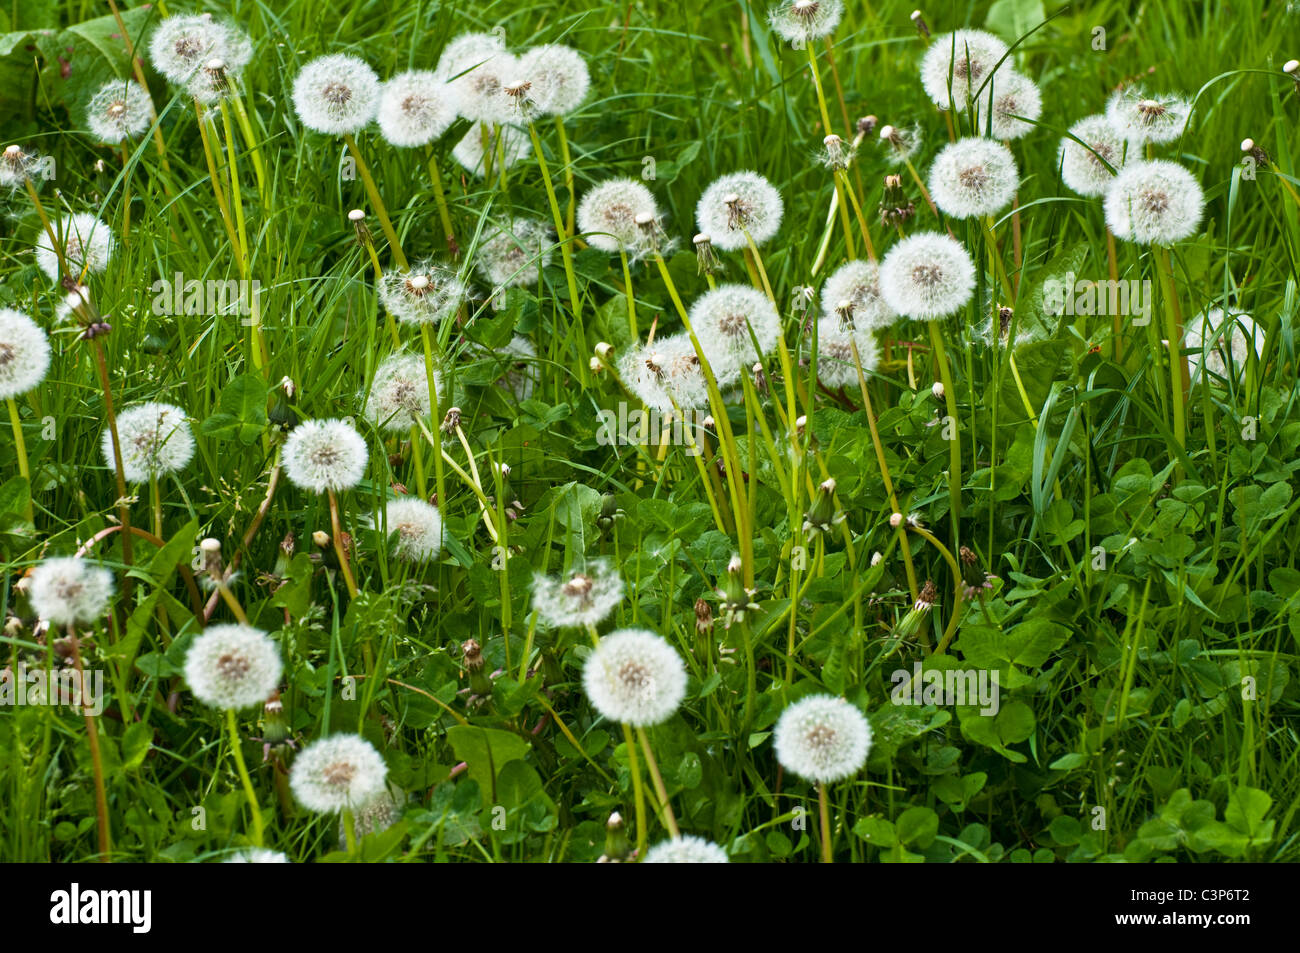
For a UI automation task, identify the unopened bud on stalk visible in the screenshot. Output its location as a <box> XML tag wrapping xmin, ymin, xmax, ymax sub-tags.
<box><xmin>716</xmin><ymin>553</ymin><xmax>759</xmax><ymax>629</ymax></box>
<box><xmin>595</xmin><ymin>341</ymin><xmax>614</xmax><ymax>361</ymax></box>
<box><xmin>461</xmin><ymin>638</ymin><xmax>493</xmax><ymax>696</ymax></box>
<box><xmin>893</xmin><ymin>579</ymin><xmax>938</xmax><ymax>643</ymax></box>
<box><xmin>931</xmin><ymin>381</ymin><xmax>944</xmax><ymax>400</ymax></box>
<box><xmin>599</xmin><ymin>810</ymin><xmax>631</xmax><ymax>863</ymax></box>
<box><xmin>802</xmin><ymin>477</ymin><xmax>843</xmax><ymax>537</ymax></box>
<box><xmin>870</xmin><ymin>551</ymin><xmax>884</xmax><ymax>567</ymax></box>
<box><xmin>694</xmin><ymin>597</ymin><xmax>714</xmax><ymax>635</ymax></box>
<box><xmin>589</xmin><ymin>356</ymin><xmax>603</xmax><ymax>373</ymax></box>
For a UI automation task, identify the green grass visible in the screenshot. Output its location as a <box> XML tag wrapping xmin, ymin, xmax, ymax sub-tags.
<box><xmin>0</xmin><ymin>0</ymin><xmax>1298</xmax><ymax>862</ymax></box>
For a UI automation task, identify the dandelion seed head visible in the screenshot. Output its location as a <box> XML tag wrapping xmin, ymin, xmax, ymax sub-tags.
<box><xmin>577</xmin><ymin>178</ymin><xmax>660</xmax><ymax>254</ymax></box>
<box><xmin>582</xmin><ymin>628</ymin><xmax>686</xmax><ymax>727</ymax></box>
<box><xmin>533</xmin><ymin>559</ymin><xmax>624</xmax><ymax>628</ymax></box>
<box><xmin>86</xmin><ymin>80</ymin><xmax>154</xmax><ymax>143</ymax></box>
<box><xmin>619</xmin><ymin>333</ymin><xmax>714</xmax><ymax>412</ymax></box>
<box><xmin>813</xmin><ymin>316</ymin><xmax>880</xmax><ymax>389</ymax></box>
<box><xmin>696</xmin><ymin>171</ymin><xmax>783</xmax><ymax>251</ymax></box>
<box><xmin>223</xmin><ymin>849</ymin><xmax>290</xmax><ymax>863</ymax></box>
<box><xmin>690</xmin><ymin>284</ymin><xmax>781</xmax><ymax>367</ymax></box>
<box><xmin>451</xmin><ymin>121</ymin><xmax>531</xmax><ymax>177</ymax></box>
<box><xmin>1105</xmin><ymin>87</ymin><xmax>1190</xmax><ymax>145</ymax></box>
<box><xmin>1185</xmin><ymin>308</ymin><xmax>1265</xmax><ymax>383</ymax></box>
<box><xmin>774</xmin><ymin>694</ymin><xmax>872</xmax><ymax>783</ymax></box>
<box><xmin>184</xmin><ymin>623</ymin><xmax>282</xmax><ymax>711</ymax></box>
<box><xmin>437</xmin><ymin>33</ymin><xmax>513</xmax><ymax>123</ymax></box>
<box><xmin>184</xmin><ymin>28</ymin><xmax>252</xmax><ymax>103</ymax></box>
<box><xmin>375</xmin><ymin>497</ymin><xmax>444</xmax><ymax>562</ymax></box>
<box><xmin>292</xmin><ymin>54</ymin><xmax>380</xmax><ymax>135</ymax></box>
<box><xmin>109</xmin><ymin>402</ymin><xmax>195</xmax><ymax>483</ymax></box>
<box><xmin>978</xmin><ymin>69</ymin><xmax>1041</xmax><ymax>140</ymax></box>
<box><xmin>377</xmin><ymin>71</ymin><xmax>460</xmax><ymax>147</ymax></box>
<box><xmin>643</xmin><ymin>835</ymin><xmax>730</xmax><ymax>863</ymax></box>
<box><xmin>35</xmin><ymin>213</ymin><xmax>114</xmax><ymax>284</ymax></box>
<box><xmin>920</xmin><ymin>29</ymin><xmax>1009</xmax><ymax>110</ymax></box>
<box><xmin>820</xmin><ymin>259</ymin><xmax>896</xmax><ymax>331</ymax></box>
<box><xmin>878</xmin><ymin>123</ymin><xmax>923</xmax><ymax>165</ymax></box>
<box><xmin>0</xmin><ymin>307</ymin><xmax>51</xmax><ymax>400</ymax></box>
<box><xmin>517</xmin><ymin>44</ymin><xmax>590</xmax><ymax>116</ymax></box>
<box><xmin>283</xmin><ymin>419</ymin><xmax>369</xmax><ymax>494</ymax></box>
<box><xmin>339</xmin><ymin>784</ymin><xmax>404</xmax><ymax>847</ymax></box>
<box><xmin>879</xmin><ymin>232</ymin><xmax>976</xmax><ymax>321</ymax></box>
<box><xmin>149</xmin><ymin>13</ymin><xmax>242</xmax><ymax>84</ymax></box>
<box><xmin>1058</xmin><ymin>114</ymin><xmax>1127</xmax><ymax>197</ymax></box>
<box><xmin>929</xmin><ymin>137</ymin><xmax>1019</xmax><ymax>219</ymax></box>
<box><xmin>28</xmin><ymin>557</ymin><xmax>115</xmax><ymax>628</ymax></box>
<box><xmin>477</xmin><ymin>218</ymin><xmax>554</xmax><ymax>288</ymax></box>
<box><xmin>0</xmin><ymin>144</ymin><xmax>47</xmax><ymax>189</ymax></box>
<box><xmin>379</xmin><ymin>260</ymin><xmax>465</xmax><ymax>325</ymax></box>
<box><xmin>768</xmin><ymin>0</ymin><xmax>844</xmax><ymax>44</ymax></box>
<box><xmin>1103</xmin><ymin>159</ymin><xmax>1203</xmax><ymax>245</ymax></box>
<box><xmin>289</xmin><ymin>735</ymin><xmax>388</xmax><ymax>814</ymax></box>
<box><xmin>365</xmin><ymin>353</ymin><xmax>439</xmax><ymax>433</ymax></box>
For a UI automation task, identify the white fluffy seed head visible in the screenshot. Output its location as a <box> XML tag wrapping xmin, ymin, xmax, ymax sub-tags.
<box><xmin>1103</xmin><ymin>159</ymin><xmax>1204</xmax><ymax>245</ymax></box>
<box><xmin>86</xmin><ymin>80</ymin><xmax>153</xmax><ymax>143</ymax></box>
<box><xmin>773</xmin><ymin>694</ymin><xmax>872</xmax><ymax>783</ymax></box>
<box><xmin>976</xmin><ymin>69</ymin><xmax>1041</xmax><ymax>140</ymax></box>
<box><xmin>582</xmin><ymin>628</ymin><xmax>686</xmax><ymax>727</ymax></box>
<box><xmin>375</xmin><ymin>497</ymin><xmax>444</xmax><ymax>562</ymax></box>
<box><xmin>879</xmin><ymin>232</ymin><xmax>977</xmax><ymax>321</ymax></box>
<box><xmin>1105</xmin><ymin>87</ymin><xmax>1190</xmax><ymax>145</ymax></box>
<box><xmin>821</xmin><ymin>259</ymin><xmax>896</xmax><ymax>331</ymax></box>
<box><xmin>223</xmin><ymin>849</ymin><xmax>289</xmax><ymax>863</ymax></box>
<box><xmin>149</xmin><ymin>14</ymin><xmax>241</xmax><ymax>84</ymax></box>
<box><xmin>928</xmin><ymin>137</ymin><xmax>1019</xmax><ymax>219</ymax></box>
<box><xmin>577</xmin><ymin>178</ymin><xmax>660</xmax><ymax>254</ymax></box>
<box><xmin>1184</xmin><ymin>308</ymin><xmax>1265</xmax><ymax>384</ymax></box>
<box><xmin>452</xmin><ymin>121</ymin><xmax>531</xmax><ymax>177</ymax></box>
<box><xmin>437</xmin><ymin>32</ymin><xmax>513</xmax><ymax>123</ymax></box>
<box><xmin>377</xmin><ymin>71</ymin><xmax>460</xmax><ymax>147</ymax></box>
<box><xmin>292</xmin><ymin>54</ymin><xmax>380</xmax><ymax>135</ymax></box>
<box><xmin>517</xmin><ymin>44</ymin><xmax>591</xmax><ymax>116</ymax></box>
<box><xmin>920</xmin><ymin>29</ymin><xmax>1009</xmax><ymax>110</ymax></box>
<box><xmin>1058</xmin><ymin>114</ymin><xmax>1127</xmax><ymax>197</ymax></box>
<box><xmin>184</xmin><ymin>623</ymin><xmax>282</xmax><ymax>711</ymax></box>
<box><xmin>109</xmin><ymin>402</ymin><xmax>195</xmax><ymax>483</ymax></box>
<box><xmin>338</xmin><ymin>784</ymin><xmax>404</xmax><ymax>847</ymax></box>
<box><xmin>769</xmin><ymin>0</ymin><xmax>844</xmax><ymax>43</ymax></box>
<box><xmin>379</xmin><ymin>260</ymin><xmax>466</xmax><ymax>325</ymax></box>
<box><xmin>643</xmin><ymin>835</ymin><xmax>730</xmax><ymax>863</ymax></box>
<box><xmin>619</xmin><ymin>333</ymin><xmax>714</xmax><ymax>412</ymax></box>
<box><xmin>283</xmin><ymin>419</ymin><xmax>369</xmax><ymax>493</ymax></box>
<box><xmin>532</xmin><ymin>559</ymin><xmax>624</xmax><ymax>629</ymax></box>
<box><xmin>813</xmin><ymin>316</ymin><xmax>881</xmax><ymax>390</ymax></box>
<box><xmin>477</xmin><ymin>218</ymin><xmax>555</xmax><ymax>288</ymax></box>
<box><xmin>365</xmin><ymin>353</ymin><xmax>439</xmax><ymax>433</ymax></box>
<box><xmin>35</xmin><ymin>213</ymin><xmax>114</xmax><ymax>284</ymax></box>
<box><xmin>0</xmin><ymin>307</ymin><xmax>51</xmax><ymax>400</ymax></box>
<box><xmin>289</xmin><ymin>735</ymin><xmax>388</xmax><ymax>814</ymax></box>
<box><xmin>28</xmin><ymin>557</ymin><xmax>115</xmax><ymax>627</ymax></box>
<box><xmin>690</xmin><ymin>284</ymin><xmax>781</xmax><ymax>367</ymax></box>
<box><xmin>696</xmin><ymin>171</ymin><xmax>784</xmax><ymax>251</ymax></box>
<box><xmin>184</xmin><ymin>28</ymin><xmax>253</xmax><ymax>104</ymax></box>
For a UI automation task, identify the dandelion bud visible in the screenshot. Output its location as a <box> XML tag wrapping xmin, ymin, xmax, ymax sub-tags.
<box><xmin>910</xmin><ymin>9</ymin><xmax>930</xmax><ymax>38</ymax></box>
<box><xmin>494</xmin><ymin>461</ymin><xmax>511</xmax><ymax>480</ymax></box>
<box><xmin>795</xmin><ymin>414</ymin><xmax>808</xmax><ymax>436</ymax></box>
<box><xmin>601</xmin><ymin>809</ymin><xmax>632</xmax><ymax>863</ymax></box>
<box><xmin>958</xmin><ymin>545</ymin><xmax>997</xmax><ymax>599</ymax></box>
<box><xmin>870</xmin><ymin>551</ymin><xmax>884</xmax><ymax>567</ymax></box>
<box><xmin>803</xmin><ymin>478</ymin><xmax>842</xmax><ymax>537</ymax></box>
<box><xmin>441</xmin><ymin>406</ymin><xmax>462</xmax><ymax>433</ymax></box>
<box><xmin>889</xmin><ymin>512</ymin><xmax>904</xmax><ymax>528</ymax></box>
<box><xmin>311</xmin><ymin>530</ymin><xmax>331</xmax><ymax>550</ymax></box>
<box><xmin>694</xmin><ymin>597</ymin><xmax>714</xmax><ymax>635</ymax></box>
<box><xmin>702</xmin><ymin>415</ymin><xmax>715</xmax><ymax>429</ymax></box>
<box><xmin>589</xmin><ymin>356</ymin><xmax>603</xmax><ymax>373</ymax></box>
<box><xmin>878</xmin><ymin>172</ymin><xmax>916</xmax><ymax>228</ymax></box>
<box><xmin>717</xmin><ymin>554</ymin><xmax>758</xmax><ymax>629</ymax></box>
<box><xmin>893</xmin><ymin>580</ymin><xmax>938</xmax><ymax>643</ymax></box>
<box><xmin>462</xmin><ymin>638</ymin><xmax>493</xmax><ymax>695</ymax></box>
<box><xmin>595</xmin><ymin>341</ymin><xmax>614</xmax><ymax>361</ymax></box>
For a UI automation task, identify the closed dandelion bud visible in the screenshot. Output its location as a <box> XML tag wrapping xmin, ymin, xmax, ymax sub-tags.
<box><xmin>870</xmin><ymin>551</ymin><xmax>884</xmax><ymax>567</ymax></box>
<box><xmin>694</xmin><ymin>598</ymin><xmax>714</xmax><ymax>635</ymax></box>
<box><xmin>892</xmin><ymin>579</ymin><xmax>937</xmax><ymax>643</ymax></box>
<box><xmin>1286</xmin><ymin>60</ymin><xmax>1300</xmax><ymax>76</ymax></box>
<box><xmin>752</xmin><ymin>361</ymin><xmax>767</xmax><ymax>393</ymax></box>
<box><xmin>589</xmin><ymin>356</ymin><xmax>603</xmax><ymax>373</ymax></box>
<box><xmin>462</xmin><ymin>638</ymin><xmax>493</xmax><ymax>695</ymax></box>
<box><xmin>958</xmin><ymin>545</ymin><xmax>997</xmax><ymax>598</ymax></box>
<box><xmin>601</xmin><ymin>810</ymin><xmax>632</xmax><ymax>863</ymax></box>
<box><xmin>693</xmin><ymin>233</ymin><xmax>720</xmax><ymax>275</ymax></box>
<box><xmin>717</xmin><ymin>553</ymin><xmax>758</xmax><ymax>628</ymax></box>
<box><xmin>802</xmin><ymin>477</ymin><xmax>842</xmax><ymax>537</ymax></box>
<box><xmin>878</xmin><ymin>172</ymin><xmax>916</xmax><ymax>228</ymax></box>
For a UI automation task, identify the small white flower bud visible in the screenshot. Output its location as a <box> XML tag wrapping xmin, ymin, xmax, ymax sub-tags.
<box><xmin>889</xmin><ymin>512</ymin><xmax>903</xmax><ymax>528</ymax></box>
<box><xmin>932</xmin><ymin>381</ymin><xmax>944</xmax><ymax>399</ymax></box>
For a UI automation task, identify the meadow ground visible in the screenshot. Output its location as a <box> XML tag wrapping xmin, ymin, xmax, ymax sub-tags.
<box><xmin>0</xmin><ymin>0</ymin><xmax>1297</xmax><ymax>864</ymax></box>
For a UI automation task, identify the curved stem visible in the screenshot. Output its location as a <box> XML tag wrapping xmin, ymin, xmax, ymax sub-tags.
<box><xmin>227</xmin><ymin>708</ymin><xmax>265</xmax><ymax>847</ymax></box>
<box><xmin>636</xmin><ymin>726</ymin><xmax>679</xmax><ymax>838</ymax></box>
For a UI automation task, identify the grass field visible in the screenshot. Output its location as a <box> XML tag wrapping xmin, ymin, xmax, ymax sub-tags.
<box><xmin>0</xmin><ymin>0</ymin><xmax>1298</xmax><ymax>863</ymax></box>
